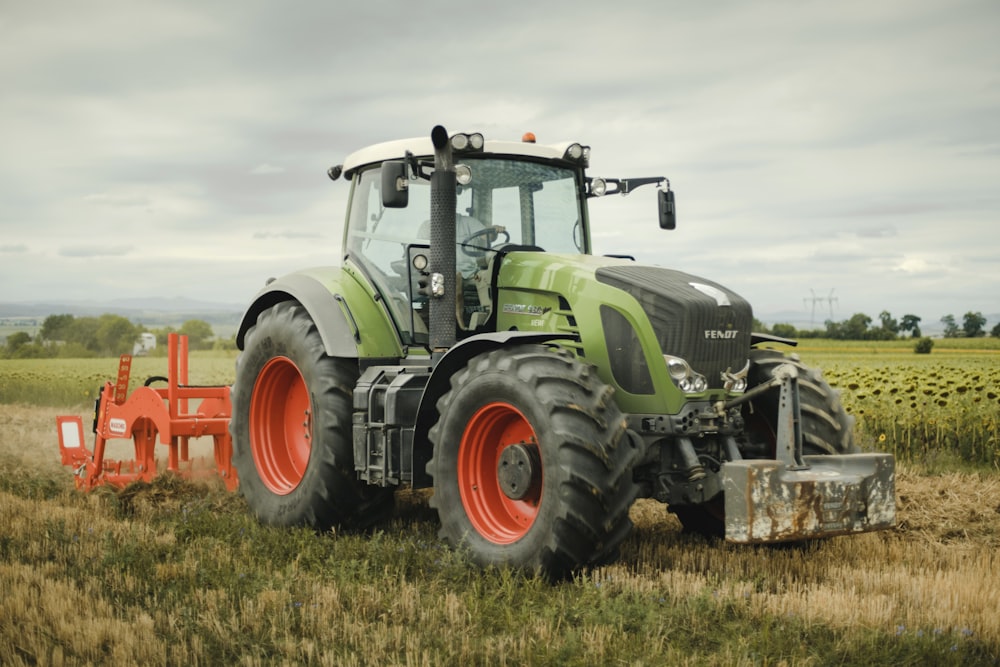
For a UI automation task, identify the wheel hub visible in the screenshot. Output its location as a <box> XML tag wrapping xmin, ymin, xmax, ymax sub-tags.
<box><xmin>496</xmin><ymin>443</ymin><xmax>539</xmax><ymax>500</ymax></box>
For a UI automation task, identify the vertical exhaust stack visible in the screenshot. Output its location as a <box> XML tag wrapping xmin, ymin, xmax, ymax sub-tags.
<box><xmin>429</xmin><ymin>125</ymin><xmax>457</xmax><ymax>363</ymax></box>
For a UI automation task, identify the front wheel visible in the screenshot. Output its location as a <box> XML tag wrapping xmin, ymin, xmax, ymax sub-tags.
<box><xmin>230</xmin><ymin>301</ymin><xmax>392</xmax><ymax>530</ymax></box>
<box><xmin>427</xmin><ymin>345</ymin><xmax>640</xmax><ymax>578</ymax></box>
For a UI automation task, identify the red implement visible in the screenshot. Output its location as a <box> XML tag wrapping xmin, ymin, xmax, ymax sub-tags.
<box><xmin>56</xmin><ymin>333</ymin><xmax>237</xmax><ymax>491</ymax></box>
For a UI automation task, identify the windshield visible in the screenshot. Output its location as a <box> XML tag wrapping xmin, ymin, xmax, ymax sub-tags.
<box><xmin>344</xmin><ymin>157</ymin><xmax>586</xmax><ymax>343</ymax></box>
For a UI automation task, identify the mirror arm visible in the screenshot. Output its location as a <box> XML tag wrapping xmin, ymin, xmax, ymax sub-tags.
<box><xmin>620</xmin><ymin>176</ymin><xmax>667</xmax><ymax>194</ymax></box>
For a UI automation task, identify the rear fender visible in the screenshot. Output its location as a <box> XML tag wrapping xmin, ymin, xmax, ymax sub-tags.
<box><xmin>237</xmin><ymin>269</ymin><xmax>404</xmax><ymax>360</ymax></box>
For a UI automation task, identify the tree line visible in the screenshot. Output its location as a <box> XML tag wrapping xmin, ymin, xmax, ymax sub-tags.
<box><xmin>5</xmin><ymin>310</ymin><xmax>997</xmax><ymax>359</ymax></box>
<box><xmin>2</xmin><ymin>313</ymin><xmax>234</xmax><ymax>359</ymax></box>
<box><xmin>759</xmin><ymin>311</ymin><xmax>998</xmax><ymax>341</ymax></box>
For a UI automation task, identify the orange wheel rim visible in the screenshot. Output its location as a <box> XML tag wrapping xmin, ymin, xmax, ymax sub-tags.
<box><xmin>457</xmin><ymin>402</ymin><xmax>542</xmax><ymax>544</ymax></box>
<box><xmin>249</xmin><ymin>356</ymin><xmax>311</xmax><ymax>494</ymax></box>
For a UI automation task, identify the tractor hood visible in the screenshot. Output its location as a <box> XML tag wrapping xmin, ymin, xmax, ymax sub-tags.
<box><xmin>495</xmin><ymin>253</ymin><xmax>754</xmax><ymax>395</ymax></box>
<box><xmin>596</xmin><ymin>263</ymin><xmax>754</xmax><ymax>389</ymax></box>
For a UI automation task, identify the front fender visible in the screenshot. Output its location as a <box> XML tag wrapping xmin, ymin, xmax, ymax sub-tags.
<box><xmin>236</xmin><ymin>267</ymin><xmax>404</xmax><ymax>359</ymax></box>
<box><xmin>409</xmin><ymin>331</ymin><xmax>576</xmax><ymax>486</ymax></box>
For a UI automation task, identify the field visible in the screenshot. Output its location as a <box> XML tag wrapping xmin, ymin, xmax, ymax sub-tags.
<box><xmin>1</xmin><ymin>342</ymin><xmax>999</xmax><ymax>665</ymax></box>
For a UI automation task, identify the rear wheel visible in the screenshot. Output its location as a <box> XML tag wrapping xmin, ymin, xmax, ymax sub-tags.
<box><xmin>427</xmin><ymin>345</ymin><xmax>640</xmax><ymax>578</ymax></box>
<box><xmin>671</xmin><ymin>349</ymin><xmax>856</xmax><ymax>537</ymax></box>
<box><xmin>231</xmin><ymin>301</ymin><xmax>392</xmax><ymax>530</ymax></box>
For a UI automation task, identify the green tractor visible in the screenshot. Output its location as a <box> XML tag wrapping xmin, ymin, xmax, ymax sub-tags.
<box><xmin>230</xmin><ymin>125</ymin><xmax>895</xmax><ymax>577</ymax></box>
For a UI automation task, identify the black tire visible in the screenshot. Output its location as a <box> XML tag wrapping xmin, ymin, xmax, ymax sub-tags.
<box><xmin>230</xmin><ymin>301</ymin><xmax>392</xmax><ymax>530</ymax></box>
<box><xmin>426</xmin><ymin>345</ymin><xmax>641</xmax><ymax>578</ymax></box>
<box><xmin>671</xmin><ymin>349</ymin><xmax>856</xmax><ymax>537</ymax></box>
<box><xmin>742</xmin><ymin>348</ymin><xmax>857</xmax><ymax>456</ymax></box>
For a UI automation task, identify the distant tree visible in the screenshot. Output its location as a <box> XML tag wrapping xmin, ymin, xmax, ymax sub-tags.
<box><xmin>179</xmin><ymin>319</ymin><xmax>214</xmax><ymax>350</ymax></box>
<box><xmin>751</xmin><ymin>318</ymin><xmax>770</xmax><ymax>334</ymax></box>
<box><xmin>914</xmin><ymin>337</ymin><xmax>934</xmax><ymax>354</ymax></box>
<box><xmin>95</xmin><ymin>314</ymin><xmax>139</xmax><ymax>356</ymax></box>
<box><xmin>4</xmin><ymin>332</ymin><xmax>47</xmax><ymax>359</ymax></box>
<box><xmin>899</xmin><ymin>314</ymin><xmax>922</xmax><ymax>338</ymax></box>
<box><xmin>823</xmin><ymin>319</ymin><xmax>843</xmax><ymax>339</ymax></box>
<box><xmin>66</xmin><ymin>317</ymin><xmax>102</xmax><ymax>352</ymax></box>
<box><xmin>992</xmin><ymin>322</ymin><xmax>1000</xmax><ymax>338</ymax></box>
<box><xmin>771</xmin><ymin>323</ymin><xmax>797</xmax><ymax>338</ymax></box>
<box><xmin>795</xmin><ymin>328</ymin><xmax>824</xmax><ymax>339</ymax></box>
<box><xmin>155</xmin><ymin>326</ymin><xmax>177</xmax><ymax>347</ymax></box>
<box><xmin>844</xmin><ymin>313</ymin><xmax>873</xmax><ymax>340</ymax></box>
<box><xmin>39</xmin><ymin>314</ymin><xmax>75</xmax><ymax>341</ymax></box>
<box><xmin>823</xmin><ymin>313</ymin><xmax>875</xmax><ymax>340</ymax></box>
<box><xmin>878</xmin><ymin>310</ymin><xmax>899</xmax><ymax>337</ymax></box>
<box><xmin>212</xmin><ymin>335</ymin><xmax>238</xmax><ymax>352</ymax></box>
<box><xmin>941</xmin><ymin>314</ymin><xmax>960</xmax><ymax>338</ymax></box>
<box><xmin>962</xmin><ymin>311</ymin><xmax>986</xmax><ymax>338</ymax></box>
<box><xmin>4</xmin><ymin>331</ymin><xmax>32</xmax><ymax>356</ymax></box>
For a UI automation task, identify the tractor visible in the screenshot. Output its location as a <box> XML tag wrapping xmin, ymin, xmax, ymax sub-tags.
<box><xmin>224</xmin><ymin>125</ymin><xmax>895</xmax><ymax>576</ymax></box>
<box><xmin>69</xmin><ymin>125</ymin><xmax>891</xmax><ymax>578</ymax></box>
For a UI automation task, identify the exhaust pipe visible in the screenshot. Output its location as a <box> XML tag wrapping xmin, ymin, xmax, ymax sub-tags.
<box><xmin>429</xmin><ymin>125</ymin><xmax>457</xmax><ymax>362</ymax></box>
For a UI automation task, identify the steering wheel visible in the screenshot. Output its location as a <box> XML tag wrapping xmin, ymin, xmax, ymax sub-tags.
<box><xmin>460</xmin><ymin>225</ymin><xmax>510</xmax><ymax>257</ymax></box>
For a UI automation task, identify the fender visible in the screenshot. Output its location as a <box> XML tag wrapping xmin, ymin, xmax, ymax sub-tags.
<box><xmin>750</xmin><ymin>332</ymin><xmax>798</xmax><ymax>347</ymax></box>
<box><xmin>409</xmin><ymin>330</ymin><xmax>578</xmax><ymax>485</ymax></box>
<box><xmin>236</xmin><ymin>269</ymin><xmax>404</xmax><ymax>359</ymax></box>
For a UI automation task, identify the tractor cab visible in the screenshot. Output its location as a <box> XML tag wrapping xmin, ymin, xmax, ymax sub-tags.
<box><xmin>339</xmin><ymin>137</ymin><xmax>593</xmax><ymax>344</ymax></box>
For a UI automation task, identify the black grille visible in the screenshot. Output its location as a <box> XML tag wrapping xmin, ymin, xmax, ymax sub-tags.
<box><xmin>597</xmin><ymin>266</ymin><xmax>752</xmax><ymax>390</ymax></box>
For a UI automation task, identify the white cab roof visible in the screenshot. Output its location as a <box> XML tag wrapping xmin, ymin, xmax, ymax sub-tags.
<box><xmin>342</xmin><ymin>136</ymin><xmax>581</xmax><ymax>175</ymax></box>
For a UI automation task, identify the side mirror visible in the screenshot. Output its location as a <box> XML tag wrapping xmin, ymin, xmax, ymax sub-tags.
<box><xmin>380</xmin><ymin>161</ymin><xmax>409</xmax><ymax>208</ymax></box>
<box><xmin>658</xmin><ymin>189</ymin><xmax>676</xmax><ymax>230</ymax></box>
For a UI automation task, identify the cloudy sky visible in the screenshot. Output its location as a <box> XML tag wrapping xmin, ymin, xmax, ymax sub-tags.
<box><xmin>2</xmin><ymin>0</ymin><xmax>997</xmax><ymax>326</ymax></box>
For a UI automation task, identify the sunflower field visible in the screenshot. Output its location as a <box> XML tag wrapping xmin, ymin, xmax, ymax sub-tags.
<box><xmin>796</xmin><ymin>344</ymin><xmax>1000</xmax><ymax>468</ymax></box>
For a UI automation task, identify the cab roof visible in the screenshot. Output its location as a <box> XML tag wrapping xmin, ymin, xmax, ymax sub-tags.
<box><xmin>342</xmin><ymin>136</ymin><xmax>582</xmax><ymax>177</ymax></box>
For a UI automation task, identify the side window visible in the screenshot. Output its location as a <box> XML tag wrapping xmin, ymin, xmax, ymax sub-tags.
<box><xmin>346</xmin><ymin>168</ymin><xmax>431</xmax><ymax>345</ymax></box>
<box><xmin>347</xmin><ymin>168</ymin><xmax>429</xmax><ymax>275</ymax></box>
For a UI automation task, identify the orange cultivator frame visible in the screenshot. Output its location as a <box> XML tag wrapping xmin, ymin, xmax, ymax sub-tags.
<box><xmin>57</xmin><ymin>333</ymin><xmax>237</xmax><ymax>491</ymax></box>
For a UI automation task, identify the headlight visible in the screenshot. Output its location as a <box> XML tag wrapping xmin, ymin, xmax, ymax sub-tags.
<box><xmin>590</xmin><ymin>177</ymin><xmax>607</xmax><ymax>197</ymax></box>
<box><xmin>451</xmin><ymin>132</ymin><xmax>484</xmax><ymax>152</ymax></box>
<box><xmin>664</xmin><ymin>355</ymin><xmax>708</xmax><ymax>394</ymax></box>
<box><xmin>455</xmin><ymin>164</ymin><xmax>472</xmax><ymax>185</ymax></box>
<box><xmin>722</xmin><ymin>360</ymin><xmax>750</xmax><ymax>393</ymax></box>
<box><xmin>563</xmin><ymin>143</ymin><xmax>590</xmax><ymax>165</ymax></box>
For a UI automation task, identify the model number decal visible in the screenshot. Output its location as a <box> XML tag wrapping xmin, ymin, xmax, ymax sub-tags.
<box><xmin>109</xmin><ymin>418</ymin><xmax>127</xmax><ymax>435</ymax></box>
<box><xmin>502</xmin><ymin>304</ymin><xmax>551</xmax><ymax>316</ymax></box>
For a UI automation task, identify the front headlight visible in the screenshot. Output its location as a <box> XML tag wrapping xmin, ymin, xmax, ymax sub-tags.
<box><xmin>563</xmin><ymin>143</ymin><xmax>591</xmax><ymax>166</ymax></box>
<box><xmin>663</xmin><ymin>355</ymin><xmax>708</xmax><ymax>394</ymax></box>
<box><xmin>722</xmin><ymin>360</ymin><xmax>750</xmax><ymax>393</ymax></box>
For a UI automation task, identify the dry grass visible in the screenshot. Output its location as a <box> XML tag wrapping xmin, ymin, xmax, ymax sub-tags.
<box><xmin>2</xmin><ymin>404</ymin><xmax>999</xmax><ymax>665</ymax></box>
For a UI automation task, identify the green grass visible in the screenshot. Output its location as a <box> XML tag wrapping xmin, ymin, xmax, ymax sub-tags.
<box><xmin>0</xmin><ymin>352</ymin><xmax>236</xmax><ymax>407</ymax></box>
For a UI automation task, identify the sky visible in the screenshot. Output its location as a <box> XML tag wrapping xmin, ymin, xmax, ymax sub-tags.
<box><xmin>1</xmin><ymin>0</ymin><xmax>998</xmax><ymax>327</ymax></box>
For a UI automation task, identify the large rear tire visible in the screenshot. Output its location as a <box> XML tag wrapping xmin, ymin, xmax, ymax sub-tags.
<box><xmin>427</xmin><ymin>345</ymin><xmax>640</xmax><ymax>578</ymax></box>
<box><xmin>231</xmin><ymin>301</ymin><xmax>392</xmax><ymax>530</ymax></box>
<box><xmin>672</xmin><ymin>349</ymin><xmax>856</xmax><ymax>536</ymax></box>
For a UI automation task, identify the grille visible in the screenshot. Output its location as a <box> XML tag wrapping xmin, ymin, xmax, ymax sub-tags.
<box><xmin>597</xmin><ymin>266</ymin><xmax>752</xmax><ymax>390</ymax></box>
